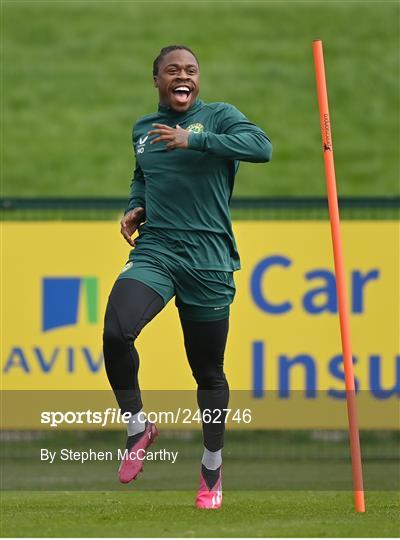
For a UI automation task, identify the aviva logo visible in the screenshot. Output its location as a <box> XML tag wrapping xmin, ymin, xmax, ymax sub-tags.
<box><xmin>42</xmin><ymin>277</ymin><xmax>99</xmax><ymax>332</ymax></box>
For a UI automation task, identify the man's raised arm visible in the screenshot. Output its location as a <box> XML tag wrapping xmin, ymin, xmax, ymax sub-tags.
<box><xmin>187</xmin><ymin>104</ymin><xmax>272</xmax><ymax>163</ymax></box>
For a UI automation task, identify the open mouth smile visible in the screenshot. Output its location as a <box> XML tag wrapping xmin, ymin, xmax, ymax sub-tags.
<box><xmin>171</xmin><ymin>85</ymin><xmax>192</xmax><ymax>104</ymax></box>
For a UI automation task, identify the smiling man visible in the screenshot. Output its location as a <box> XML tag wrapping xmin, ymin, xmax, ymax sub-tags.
<box><xmin>103</xmin><ymin>45</ymin><xmax>272</xmax><ymax>509</ymax></box>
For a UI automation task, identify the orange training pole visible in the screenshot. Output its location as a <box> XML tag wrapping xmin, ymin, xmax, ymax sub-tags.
<box><xmin>312</xmin><ymin>39</ymin><xmax>365</xmax><ymax>513</ymax></box>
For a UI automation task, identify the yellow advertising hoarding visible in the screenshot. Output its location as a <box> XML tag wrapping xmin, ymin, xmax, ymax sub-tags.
<box><xmin>1</xmin><ymin>221</ymin><xmax>399</xmax><ymax>428</ymax></box>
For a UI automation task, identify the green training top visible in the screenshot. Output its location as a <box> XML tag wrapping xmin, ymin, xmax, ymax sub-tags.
<box><xmin>125</xmin><ymin>99</ymin><xmax>272</xmax><ymax>271</ymax></box>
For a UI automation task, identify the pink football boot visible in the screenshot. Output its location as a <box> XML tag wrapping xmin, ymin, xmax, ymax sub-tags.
<box><xmin>118</xmin><ymin>422</ymin><xmax>158</xmax><ymax>484</ymax></box>
<box><xmin>195</xmin><ymin>466</ymin><xmax>223</xmax><ymax>509</ymax></box>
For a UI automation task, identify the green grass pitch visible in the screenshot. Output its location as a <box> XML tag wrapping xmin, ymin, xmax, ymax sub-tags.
<box><xmin>2</xmin><ymin>1</ymin><xmax>399</xmax><ymax>198</ymax></box>
<box><xmin>1</xmin><ymin>491</ymin><xmax>399</xmax><ymax>537</ymax></box>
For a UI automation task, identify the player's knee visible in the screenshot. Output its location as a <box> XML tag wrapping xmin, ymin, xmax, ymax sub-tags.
<box><xmin>103</xmin><ymin>301</ymin><xmax>136</xmax><ymax>350</ymax></box>
<box><xmin>192</xmin><ymin>366</ymin><xmax>227</xmax><ymax>389</ymax></box>
<box><xmin>103</xmin><ymin>326</ymin><xmax>123</xmax><ymax>360</ymax></box>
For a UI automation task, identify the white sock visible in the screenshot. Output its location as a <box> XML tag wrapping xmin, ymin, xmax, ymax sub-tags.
<box><xmin>202</xmin><ymin>447</ymin><xmax>222</xmax><ymax>470</ymax></box>
<box><xmin>127</xmin><ymin>410</ymin><xmax>146</xmax><ymax>436</ymax></box>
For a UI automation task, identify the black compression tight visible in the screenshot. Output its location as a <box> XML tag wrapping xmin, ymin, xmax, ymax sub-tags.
<box><xmin>103</xmin><ymin>278</ymin><xmax>230</xmax><ymax>451</ymax></box>
<box><xmin>180</xmin><ymin>316</ymin><xmax>229</xmax><ymax>451</ymax></box>
<box><xmin>103</xmin><ymin>279</ymin><xmax>164</xmax><ymax>414</ymax></box>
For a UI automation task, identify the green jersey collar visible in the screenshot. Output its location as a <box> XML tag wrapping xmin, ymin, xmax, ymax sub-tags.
<box><xmin>157</xmin><ymin>99</ymin><xmax>204</xmax><ymax>116</ymax></box>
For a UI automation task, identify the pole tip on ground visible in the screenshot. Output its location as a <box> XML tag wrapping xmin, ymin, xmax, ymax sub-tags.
<box><xmin>355</xmin><ymin>491</ymin><xmax>366</xmax><ymax>513</ymax></box>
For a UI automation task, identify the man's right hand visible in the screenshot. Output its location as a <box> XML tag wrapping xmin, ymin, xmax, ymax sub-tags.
<box><xmin>120</xmin><ymin>207</ymin><xmax>145</xmax><ymax>246</ymax></box>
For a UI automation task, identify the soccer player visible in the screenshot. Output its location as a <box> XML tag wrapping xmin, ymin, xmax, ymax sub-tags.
<box><xmin>103</xmin><ymin>45</ymin><xmax>272</xmax><ymax>509</ymax></box>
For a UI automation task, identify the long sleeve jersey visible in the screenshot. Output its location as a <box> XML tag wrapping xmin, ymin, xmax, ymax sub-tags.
<box><xmin>126</xmin><ymin>99</ymin><xmax>272</xmax><ymax>271</ymax></box>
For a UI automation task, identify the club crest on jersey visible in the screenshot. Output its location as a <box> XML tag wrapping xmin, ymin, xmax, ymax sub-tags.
<box><xmin>186</xmin><ymin>123</ymin><xmax>204</xmax><ymax>134</ymax></box>
<box><xmin>136</xmin><ymin>135</ymin><xmax>148</xmax><ymax>154</ymax></box>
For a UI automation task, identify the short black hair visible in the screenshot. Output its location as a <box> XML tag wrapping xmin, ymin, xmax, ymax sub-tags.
<box><xmin>152</xmin><ymin>45</ymin><xmax>199</xmax><ymax>76</ymax></box>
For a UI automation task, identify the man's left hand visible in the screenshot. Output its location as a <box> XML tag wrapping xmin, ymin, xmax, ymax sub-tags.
<box><xmin>148</xmin><ymin>124</ymin><xmax>190</xmax><ymax>150</ymax></box>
